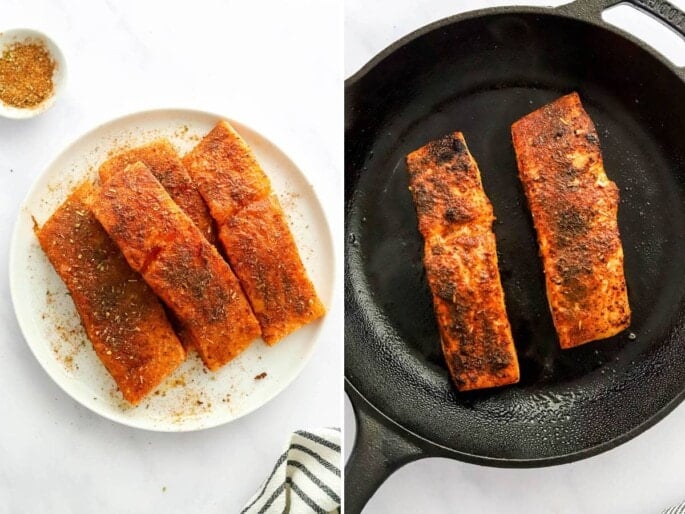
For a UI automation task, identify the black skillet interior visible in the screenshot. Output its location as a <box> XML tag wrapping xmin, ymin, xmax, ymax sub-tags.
<box><xmin>345</xmin><ymin>7</ymin><xmax>685</xmax><ymax>465</ymax></box>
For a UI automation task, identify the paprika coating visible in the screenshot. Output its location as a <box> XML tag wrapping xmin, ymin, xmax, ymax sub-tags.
<box><xmin>406</xmin><ymin>132</ymin><xmax>520</xmax><ymax>391</ymax></box>
<box><xmin>512</xmin><ymin>92</ymin><xmax>630</xmax><ymax>348</ymax></box>
<box><xmin>35</xmin><ymin>183</ymin><xmax>186</xmax><ymax>404</ymax></box>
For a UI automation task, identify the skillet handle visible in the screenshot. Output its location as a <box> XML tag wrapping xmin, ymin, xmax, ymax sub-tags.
<box><xmin>622</xmin><ymin>0</ymin><xmax>685</xmax><ymax>39</ymax></box>
<box><xmin>561</xmin><ymin>0</ymin><xmax>685</xmax><ymax>32</ymax></box>
<box><xmin>558</xmin><ymin>0</ymin><xmax>623</xmax><ymax>17</ymax></box>
<box><xmin>561</xmin><ymin>0</ymin><xmax>685</xmax><ymax>72</ymax></box>
<box><xmin>345</xmin><ymin>383</ymin><xmax>425</xmax><ymax>514</ymax></box>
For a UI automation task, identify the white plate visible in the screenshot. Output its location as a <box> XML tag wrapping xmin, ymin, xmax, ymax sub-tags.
<box><xmin>9</xmin><ymin>109</ymin><xmax>334</xmax><ymax>431</ymax></box>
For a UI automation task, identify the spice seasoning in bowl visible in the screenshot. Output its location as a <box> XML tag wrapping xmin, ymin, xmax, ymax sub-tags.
<box><xmin>0</xmin><ymin>40</ymin><xmax>55</xmax><ymax>108</ymax></box>
<box><xmin>0</xmin><ymin>29</ymin><xmax>66</xmax><ymax>119</ymax></box>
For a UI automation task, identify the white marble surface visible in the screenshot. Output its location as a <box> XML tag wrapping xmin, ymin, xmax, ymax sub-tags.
<box><xmin>0</xmin><ymin>1</ymin><xmax>341</xmax><ymax>512</ymax></box>
<box><xmin>345</xmin><ymin>1</ymin><xmax>685</xmax><ymax>513</ymax></box>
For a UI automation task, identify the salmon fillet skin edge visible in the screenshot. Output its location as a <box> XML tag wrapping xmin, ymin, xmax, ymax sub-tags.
<box><xmin>511</xmin><ymin>92</ymin><xmax>631</xmax><ymax>348</ymax></box>
<box><xmin>406</xmin><ymin>132</ymin><xmax>520</xmax><ymax>391</ymax></box>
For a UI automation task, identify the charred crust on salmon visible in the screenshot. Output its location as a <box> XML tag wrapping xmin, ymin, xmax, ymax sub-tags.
<box><xmin>406</xmin><ymin>131</ymin><xmax>520</xmax><ymax>391</ymax></box>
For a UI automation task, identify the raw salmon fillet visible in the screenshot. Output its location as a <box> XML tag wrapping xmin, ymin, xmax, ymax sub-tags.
<box><xmin>511</xmin><ymin>92</ymin><xmax>630</xmax><ymax>348</ymax></box>
<box><xmin>99</xmin><ymin>140</ymin><xmax>217</xmax><ymax>350</ymax></box>
<box><xmin>406</xmin><ymin>132</ymin><xmax>520</xmax><ymax>391</ymax></box>
<box><xmin>35</xmin><ymin>183</ymin><xmax>186</xmax><ymax>404</ymax></box>
<box><xmin>182</xmin><ymin>121</ymin><xmax>325</xmax><ymax>345</ymax></box>
<box><xmin>99</xmin><ymin>139</ymin><xmax>216</xmax><ymax>245</ymax></box>
<box><xmin>91</xmin><ymin>161</ymin><xmax>261</xmax><ymax>371</ymax></box>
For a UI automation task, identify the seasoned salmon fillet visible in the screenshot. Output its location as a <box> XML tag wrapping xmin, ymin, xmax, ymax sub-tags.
<box><xmin>99</xmin><ymin>140</ymin><xmax>217</xmax><ymax>350</ymax></box>
<box><xmin>35</xmin><ymin>183</ymin><xmax>186</xmax><ymax>405</ymax></box>
<box><xmin>182</xmin><ymin>121</ymin><xmax>325</xmax><ymax>344</ymax></box>
<box><xmin>511</xmin><ymin>92</ymin><xmax>630</xmax><ymax>348</ymax></box>
<box><xmin>406</xmin><ymin>132</ymin><xmax>520</xmax><ymax>391</ymax></box>
<box><xmin>91</xmin><ymin>162</ymin><xmax>261</xmax><ymax>371</ymax></box>
<box><xmin>99</xmin><ymin>139</ymin><xmax>216</xmax><ymax>245</ymax></box>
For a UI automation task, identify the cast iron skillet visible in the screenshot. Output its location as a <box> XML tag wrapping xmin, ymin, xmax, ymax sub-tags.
<box><xmin>345</xmin><ymin>0</ymin><xmax>685</xmax><ymax>511</ymax></box>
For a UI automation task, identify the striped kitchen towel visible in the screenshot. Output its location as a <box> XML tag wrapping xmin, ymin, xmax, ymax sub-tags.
<box><xmin>241</xmin><ymin>427</ymin><xmax>341</xmax><ymax>514</ymax></box>
<box><xmin>664</xmin><ymin>502</ymin><xmax>685</xmax><ymax>513</ymax></box>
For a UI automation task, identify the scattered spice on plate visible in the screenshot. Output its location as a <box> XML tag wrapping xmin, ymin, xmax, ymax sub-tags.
<box><xmin>0</xmin><ymin>39</ymin><xmax>55</xmax><ymax>108</ymax></box>
<box><xmin>255</xmin><ymin>372</ymin><xmax>267</xmax><ymax>380</ymax></box>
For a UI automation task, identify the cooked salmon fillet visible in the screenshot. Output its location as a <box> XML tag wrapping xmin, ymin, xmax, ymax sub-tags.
<box><xmin>35</xmin><ymin>183</ymin><xmax>186</xmax><ymax>405</ymax></box>
<box><xmin>511</xmin><ymin>92</ymin><xmax>630</xmax><ymax>348</ymax></box>
<box><xmin>91</xmin><ymin>162</ymin><xmax>261</xmax><ymax>371</ymax></box>
<box><xmin>99</xmin><ymin>139</ymin><xmax>216</xmax><ymax>245</ymax></box>
<box><xmin>406</xmin><ymin>132</ymin><xmax>520</xmax><ymax>391</ymax></box>
<box><xmin>182</xmin><ymin>121</ymin><xmax>325</xmax><ymax>344</ymax></box>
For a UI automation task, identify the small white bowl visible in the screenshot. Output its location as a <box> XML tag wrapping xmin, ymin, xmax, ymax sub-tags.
<box><xmin>0</xmin><ymin>28</ymin><xmax>66</xmax><ymax>119</ymax></box>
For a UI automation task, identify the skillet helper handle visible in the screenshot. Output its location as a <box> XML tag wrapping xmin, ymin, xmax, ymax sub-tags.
<box><xmin>345</xmin><ymin>385</ymin><xmax>424</xmax><ymax>514</ymax></box>
<box><xmin>623</xmin><ymin>0</ymin><xmax>685</xmax><ymax>39</ymax></box>
<box><xmin>562</xmin><ymin>0</ymin><xmax>685</xmax><ymax>71</ymax></box>
<box><xmin>559</xmin><ymin>0</ymin><xmax>622</xmax><ymax>16</ymax></box>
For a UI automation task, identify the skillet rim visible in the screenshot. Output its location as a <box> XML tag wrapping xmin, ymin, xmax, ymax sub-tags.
<box><xmin>345</xmin><ymin>3</ymin><xmax>685</xmax><ymax>90</ymax></box>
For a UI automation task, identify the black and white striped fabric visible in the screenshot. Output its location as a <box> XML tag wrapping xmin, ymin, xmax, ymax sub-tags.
<box><xmin>242</xmin><ymin>427</ymin><xmax>341</xmax><ymax>514</ymax></box>
<box><xmin>664</xmin><ymin>502</ymin><xmax>685</xmax><ymax>513</ymax></box>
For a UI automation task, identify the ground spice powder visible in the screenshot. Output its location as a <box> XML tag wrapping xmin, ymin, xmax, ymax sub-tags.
<box><xmin>0</xmin><ymin>39</ymin><xmax>55</xmax><ymax>108</ymax></box>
